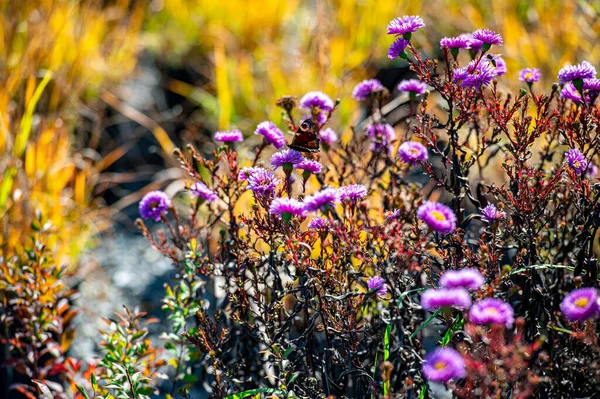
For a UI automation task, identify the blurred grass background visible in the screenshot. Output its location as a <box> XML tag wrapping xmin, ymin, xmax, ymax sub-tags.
<box><xmin>1</xmin><ymin>0</ymin><xmax>599</xmax><ymax>264</ymax></box>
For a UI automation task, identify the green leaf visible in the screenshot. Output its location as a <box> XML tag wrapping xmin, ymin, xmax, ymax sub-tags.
<box><xmin>410</xmin><ymin>309</ymin><xmax>442</xmax><ymax>341</ymax></box>
<box><xmin>224</xmin><ymin>388</ymin><xmax>286</xmax><ymax>399</ymax></box>
<box><xmin>383</xmin><ymin>324</ymin><xmax>391</xmax><ymax>396</ymax></box>
<box><xmin>76</xmin><ymin>385</ymin><xmax>90</xmax><ymax>399</ymax></box>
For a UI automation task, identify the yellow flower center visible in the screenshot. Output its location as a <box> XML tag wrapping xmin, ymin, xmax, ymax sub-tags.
<box><xmin>574</xmin><ymin>161</ymin><xmax>581</xmax><ymax>169</ymax></box>
<box><xmin>525</xmin><ymin>72</ymin><xmax>533</xmax><ymax>80</ymax></box>
<box><xmin>574</xmin><ymin>297</ymin><xmax>589</xmax><ymax>308</ymax></box>
<box><xmin>430</xmin><ymin>211</ymin><xmax>447</xmax><ymax>221</ymax></box>
<box><xmin>485</xmin><ymin>307</ymin><xmax>499</xmax><ymax>315</ymax></box>
<box><xmin>149</xmin><ymin>201</ymin><xmax>158</xmax><ymax>209</ymax></box>
<box><xmin>434</xmin><ymin>361</ymin><xmax>446</xmax><ymax>370</ymax></box>
<box><xmin>410</xmin><ymin>148</ymin><xmax>420</xmax><ymax>155</ymax></box>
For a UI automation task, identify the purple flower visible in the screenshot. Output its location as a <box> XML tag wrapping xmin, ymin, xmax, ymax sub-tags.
<box><xmin>560</xmin><ymin>82</ymin><xmax>583</xmax><ymax>103</ymax></box>
<box><xmin>190</xmin><ymin>182</ymin><xmax>218</xmax><ymax>203</ymax></box>
<box><xmin>303</xmin><ymin>188</ymin><xmax>339</xmax><ymax>213</ymax></box>
<box><xmin>352</xmin><ymin>79</ymin><xmax>385</xmax><ymax>101</ymax></box>
<box><xmin>386</xmin><ymin>15</ymin><xmax>425</xmax><ymax>37</ymax></box>
<box><xmin>440</xmin><ymin>36</ymin><xmax>472</xmax><ymax>50</ymax></box>
<box><xmin>238</xmin><ymin>167</ymin><xmax>262</xmax><ymax>180</ymax></box>
<box><xmin>565</xmin><ymin>148</ymin><xmax>588</xmax><ymax>175</ymax></box>
<box><xmin>339</xmin><ymin>184</ymin><xmax>367</xmax><ymax>202</ymax></box>
<box><xmin>269</xmin><ymin>197</ymin><xmax>307</xmax><ymax>220</ymax></box>
<box><xmin>481</xmin><ymin>204</ymin><xmax>506</xmax><ymax>223</ymax></box>
<box><xmin>422</xmin><ymin>347</ymin><xmax>466</xmax><ymax>382</ymax></box>
<box><xmin>469</xmin><ymin>298</ymin><xmax>514</xmax><ymax>328</ymax></box>
<box><xmin>319</xmin><ymin>128</ymin><xmax>338</xmax><ymax>144</ymax></box>
<box><xmin>417</xmin><ymin>201</ymin><xmax>457</xmax><ymax>235</ymax></box>
<box><xmin>296</xmin><ymin>160</ymin><xmax>322</xmax><ymax>174</ymax></box>
<box><xmin>584</xmin><ymin>78</ymin><xmax>600</xmax><ymax>92</ymax></box>
<box><xmin>214</xmin><ymin>129</ymin><xmax>243</xmax><ymax>142</ymax></box>
<box><xmin>388</xmin><ymin>37</ymin><xmax>410</xmax><ymax>59</ymax></box>
<box><xmin>385</xmin><ymin>209</ymin><xmax>401</xmax><ymax>221</ymax></box>
<box><xmin>421</xmin><ymin>288</ymin><xmax>472</xmax><ymax>311</ymax></box>
<box><xmin>397</xmin><ymin>79</ymin><xmax>427</xmax><ymax>95</ymax></box>
<box><xmin>560</xmin><ymin>287</ymin><xmax>598</xmax><ymax>322</ymax></box>
<box><xmin>366</xmin><ymin>123</ymin><xmax>396</xmax><ymax>154</ymax></box>
<box><xmin>487</xmin><ymin>54</ymin><xmax>506</xmax><ymax>76</ymax></box>
<box><xmin>299</xmin><ymin>91</ymin><xmax>335</xmax><ymax>112</ymax></box>
<box><xmin>255</xmin><ymin>121</ymin><xmax>286</xmax><ymax>149</ymax></box>
<box><xmin>308</xmin><ymin>216</ymin><xmax>330</xmax><ymax>230</ymax></box>
<box><xmin>453</xmin><ymin>59</ymin><xmax>497</xmax><ymax>89</ymax></box>
<box><xmin>367</xmin><ymin>276</ymin><xmax>388</xmax><ymax>296</ymax></box>
<box><xmin>471</xmin><ymin>28</ymin><xmax>503</xmax><ymax>47</ymax></box>
<box><xmin>518</xmin><ymin>68</ymin><xmax>541</xmax><ymax>83</ymax></box>
<box><xmin>247</xmin><ymin>168</ymin><xmax>280</xmax><ymax>196</ymax></box>
<box><xmin>271</xmin><ymin>149</ymin><xmax>306</xmax><ymax>170</ymax></box>
<box><xmin>586</xmin><ymin>163</ymin><xmax>598</xmax><ymax>178</ymax></box>
<box><xmin>439</xmin><ymin>269</ymin><xmax>485</xmax><ymax>291</ymax></box>
<box><xmin>558</xmin><ymin>61</ymin><xmax>597</xmax><ymax>84</ymax></box>
<box><xmin>398</xmin><ymin>141</ymin><xmax>428</xmax><ymax>164</ymax></box>
<box><xmin>139</xmin><ymin>191</ymin><xmax>171</xmax><ymax>222</ymax></box>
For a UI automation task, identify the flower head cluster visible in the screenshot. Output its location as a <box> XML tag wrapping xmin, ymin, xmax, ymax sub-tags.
<box><xmin>366</xmin><ymin>123</ymin><xmax>396</xmax><ymax>153</ymax></box>
<box><xmin>255</xmin><ymin>121</ymin><xmax>286</xmax><ymax>149</ymax></box>
<box><xmin>269</xmin><ymin>197</ymin><xmax>307</xmax><ymax>220</ymax></box>
<box><xmin>299</xmin><ymin>91</ymin><xmax>335</xmax><ymax>112</ymax></box>
<box><xmin>560</xmin><ymin>287</ymin><xmax>598</xmax><ymax>322</ymax></box>
<box><xmin>388</xmin><ymin>38</ymin><xmax>409</xmax><ymax>59</ymax></box>
<box><xmin>398</xmin><ymin>141</ymin><xmax>428</xmax><ymax>165</ymax></box>
<box><xmin>471</xmin><ymin>28</ymin><xmax>503</xmax><ymax>48</ymax></box>
<box><xmin>453</xmin><ymin>59</ymin><xmax>497</xmax><ymax>89</ymax></box>
<box><xmin>560</xmin><ymin>82</ymin><xmax>583</xmax><ymax>103</ymax></box>
<box><xmin>421</xmin><ymin>288</ymin><xmax>472</xmax><ymax>311</ymax></box>
<box><xmin>439</xmin><ymin>269</ymin><xmax>484</xmax><ymax>291</ymax></box>
<box><xmin>303</xmin><ymin>188</ymin><xmax>339</xmax><ymax>213</ymax></box>
<box><xmin>397</xmin><ymin>79</ymin><xmax>427</xmax><ymax>96</ymax></box>
<box><xmin>422</xmin><ymin>348</ymin><xmax>466</xmax><ymax>382</ymax></box>
<box><xmin>247</xmin><ymin>168</ymin><xmax>280</xmax><ymax>196</ymax></box>
<box><xmin>338</xmin><ymin>184</ymin><xmax>367</xmax><ymax>202</ymax></box>
<box><xmin>385</xmin><ymin>209</ymin><xmax>401</xmax><ymax>221</ymax></box>
<box><xmin>238</xmin><ymin>167</ymin><xmax>263</xmax><ymax>181</ymax></box>
<box><xmin>352</xmin><ymin>79</ymin><xmax>385</xmax><ymax>101</ymax></box>
<box><xmin>308</xmin><ymin>216</ymin><xmax>329</xmax><ymax>230</ymax></box>
<box><xmin>440</xmin><ymin>35</ymin><xmax>472</xmax><ymax>50</ymax></box>
<box><xmin>270</xmin><ymin>149</ymin><xmax>306</xmax><ymax>170</ymax></box>
<box><xmin>367</xmin><ymin>276</ymin><xmax>388</xmax><ymax>296</ymax></box>
<box><xmin>139</xmin><ymin>191</ymin><xmax>171</xmax><ymax>222</ymax></box>
<box><xmin>469</xmin><ymin>298</ymin><xmax>514</xmax><ymax>328</ymax></box>
<box><xmin>190</xmin><ymin>182</ymin><xmax>219</xmax><ymax>203</ymax></box>
<box><xmin>481</xmin><ymin>204</ymin><xmax>506</xmax><ymax>224</ymax></box>
<box><xmin>214</xmin><ymin>129</ymin><xmax>243</xmax><ymax>142</ymax></box>
<box><xmin>518</xmin><ymin>68</ymin><xmax>542</xmax><ymax>83</ymax></box>
<box><xmin>319</xmin><ymin>128</ymin><xmax>338</xmax><ymax>144</ymax></box>
<box><xmin>417</xmin><ymin>201</ymin><xmax>457</xmax><ymax>235</ymax></box>
<box><xmin>386</xmin><ymin>15</ymin><xmax>425</xmax><ymax>37</ymax></box>
<box><xmin>296</xmin><ymin>160</ymin><xmax>322</xmax><ymax>174</ymax></box>
<box><xmin>565</xmin><ymin>148</ymin><xmax>588</xmax><ymax>175</ymax></box>
<box><xmin>557</xmin><ymin>61</ymin><xmax>596</xmax><ymax>84</ymax></box>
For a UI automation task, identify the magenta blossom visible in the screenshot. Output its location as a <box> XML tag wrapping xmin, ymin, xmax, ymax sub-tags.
<box><xmin>440</xmin><ymin>35</ymin><xmax>471</xmax><ymax>50</ymax></box>
<box><xmin>366</xmin><ymin>123</ymin><xmax>395</xmax><ymax>154</ymax></box>
<box><xmin>469</xmin><ymin>298</ymin><xmax>514</xmax><ymax>328</ymax></box>
<box><xmin>139</xmin><ymin>191</ymin><xmax>171</xmax><ymax>222</ymax></box>
<box><xmin>439</xmin><ymin>269</ymin><xmax>484</xmax><ymax>291</ymax></box>
<box><xmin>453</xmin><ymin>59</ymin><xmax>497</xmax><ymax>89</ymax></box>
<box><xmin>190</xmin><ymin>182</ymin><xmax>219</xmax><ymax>203</ymax></box>
<box><xmin>339</xmin><ymin>184</ymin><xmax>367</xmax><ymax>203</ymax></box>
<box><xmin>308</xmin><ymin>216</ymin><xmax>330</xmax><ymax>230</ymax></box>
<box><xmin>565</xmin><ymin>148</ymin><xmax>588</xmax><ymax>175</ymax></box>
<box><xmin>560</xmin><ymin>287</ymin><xmax>598</xmax><ymax>322</ymax></box>
<box><xmin>398</xmin><ymin>141</ymin><xmax>428</xmax><ymax>164</ymax></box>
<box><xmin>352</xmin><ymin>79</ymin><xmax>385</xmax><ymax>101</ymax></box>
<box><xmin>303</xmin><ymin>188</ymin><xmax>339</xmax><ymax>213</ymax></box>
<box><xmin>519</xmin><ymin>68</ymin><xmax>542</xmax><ymax>83</ymax></box>
<box><xmin>270</xmin><ymin>149</ymin><xmax>306</xmax><ymax>170</ymax></box>
<box><xmin>247</xmin><ymin>168</ymin><xmax>280</xmax><ymax>197</ymax></box>
<box><xmin>319</xmin><ymin>128</ymin><xmax>338</xmax><ymax>144</ymax></box>
<box><xmin>558</xmin><ymin>61</ymin><xmax>597</xmax><ymax>84</ymax></box>
<box><xmin>471</xmin><ymin>28</ymin><xmax>503</xmax><ymax>47</ymax></box>
<box><xmin>214</xmin><ymin>129</ymin><xmax>243</xmax><ymax>142</ymax></box>
<box><xmin>299</xmin><ymin>91</ymin><xmax>335</xmax><ymax>112</ymax></box>
<box><xmin>417</xmin><ymin>201</ymin><xmax>457</xmax><ymax>235</ymax></box>
<box><xmin>560</xmin><ymin>82</ymin><xmax>583</xmax><ymax>103</ymax></box>
<box><xmin>388</xmin><ymin>37</ymin><xmax>410</xmax><ymax>59</ymax></box>
<box><xmin>296</xmin><ymin>160</ymin><xmax>322</xmax><ymax>174</ymax></box>
<box><xmin>385</xmin><ymin>209</ymin><xmax>401</xmax><ymax>221</ymax></box>
<box><xmin>238</xmin><ymin>167</ymin><xmax>263</xmax><ymax>181</ymax></box>
<box><xmin>255</xmin><ymin>121</ymin><xmax>286</xmax><ymax>149</ymax></box>
<box><xmin>386</xmin><ymin>15</ymin><xmax>425</xmax><ymax>38</ymax></box>
<box><xmin>397</xmin><ymin>79</ymin><xmax>427</xmax><ymax>95</ymax></box>
<box><xmin>269</xmin><ymin>197</ymin><xmax>307</xmax><ymax>221</ymax></box>
<box><xmin>422</xmin><ymin>347</ymin><xmax>466</xmax><ymax>382</ymax></box>
<box><xmin>481</xmin><ymin>204</ymin><xmax>506</xmax><ymax>223</ymax></box>
<box><xmin>421</xmin><ymin>288</ymin><xmax>472</xmax><ymax>311</ymax></box>
<box><xmin>367</xmin><ymin>276</ymin><xmax>388</xmax><ymax>296</ymax></box>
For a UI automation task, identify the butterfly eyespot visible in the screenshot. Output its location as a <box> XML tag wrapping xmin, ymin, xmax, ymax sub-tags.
<box><xmin>301</xmin><ymin>122</ymin><xmax>310</xmax><ymax>129</ymax></box>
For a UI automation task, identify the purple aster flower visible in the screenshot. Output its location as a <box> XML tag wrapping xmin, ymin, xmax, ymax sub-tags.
<box><xmin>560</xmin><ymin>82</ymin><xmax>583</xmax><ymax>103</ymax></box>
<box><xmin>270</xmin><ymin>149</ymin><xmax>306</xmax><ymax>170</ymax></box>
<box><xmin>471</xmin><ymin>28</ymin><xmax>503</xmax><ymax>47</ymax></box>
<box><xmin>518</xmin><ymin>68</ymin><xmax>542</xmax><ymax>83</ymax></box>
<box><xmin>417</xmin><ymin>201</ymin><xmax>457</xmax><ymax>235</ymax></box>
<box><xmin>439</xmin><ymin>269</ymin><xmax>485</xmax><ymax>291</ymax></box>
<box><xmin>339</xmin><ymin>184</ymin><xmax>367</xmax><ymax>202</ymax></box>
<box><xmin>247</xmin><ymin>168</ymin><xmax>280</xmax><ymax>196</ymax></box>
<box><xmin>565</xmin><ymin>148</ymin><xmax>588</xmax><ymax>175</ymax></box>
<box><xmin>238</xmin><ymin>167</ymin><xmax>263</xmax><ymax>180</ymax></box>
<box><xmin>366</xmin><ymin>123</ymin><xmax>396</xmax><ymax>153</ymax></box>
<box><xmin>584</xmin><ymin>78</ymin><xmax>600</xmax><ymax>91</ymax></box>
<box><xmin>255</xmin><ymin>121</ymin><xmax>286</xmax><ymax>149</ymax></box>
<box><xmin>586</xmin><ymin>163</ymin><xmax>598</xmax><ymax>178</ymax></box>
<box><xmin>481</xmin><ymin>204</ymin><xmax>506</xmax><ymax>223</ymax></box>
<box><xmin>398</xmin><ymin>141</ymin><xmax>428</xmax><ymax>164</ymax></box>
<box><xmin>558</xmin><ymin>61</ymin><xmax>596</xmax><ymax>84</ymax></box>
<box><xmin>319</xmin><ymin>128</ymin><xmax>338</xmax><ymax>144</ymax></box>
<box><xmin>460</xmin><ymin>33</ymin><xmax>483</xmax><ymax>51</ymax></box>
<box><xmin>299</xmin><ymin>91</ymin><xmax>335</xmax><ymax>112</ymax></box>
<box><xmin>453</xmin><ymin>59</ymin><xmax>497</xmax><ymax>89</ymax></box>
<box><xmin>386</xmin><ymin>15</ymin><xmax>425</xmax><ymax>37</ymax></box>
<box><xmin>214</xmin><ymin>129</ymin><xmax>243</xmax><ymax>142</ymax></box>
<box><xmin>469</xmin><ymin>298</ymin><xmax>514</xmax><ymax>328</ymax></box>
<box><xmin>296</xmin><ymin>160</ymin><xmax>322</xmax><ymax>174</ymax></box>
<box><xmin>397</xmin><ymin>79</ymin><xmax>427</xmax><ymax>95</ymax></box>
<box><xmin>139</xmin><ymin>190</ymin><xmax>171</xmax><ymax>222</ymax></box>
<box><xmin>385</xmin><ymin>209</ymin><xmax>401</xmax><ymax>221</ymax></box>
<box><xmin>308</xmin><ymin>216</ymin><xmax>330</xmax><ymax>230</ymax></box>
<box><xmin>421</xmin><ymin>288</ymin><xmax>472</xmax><ymax>311</ymax></box>
<box><xmin>422</xmin><ymin>347</ymin><xmax>466</xmax><ymax>382</ymax></box>
<box><xmin>388</xmin><ymin>37</ymin><xmax>410</xmax><ymax>59</ymax></box>
<box><xmin>560</xmin><ymin>287</ymin><xmax>598</xmax><ymax>322</ymax></box>
<box><xmin>487</xmin><ymin>54</ymin><xmax>506</xmax><ymax>76</ymax></box>
<box><xmin>303</xmin><ymin>188</ymin><xmax>339</xmax><ymax>213</ymax></box>
<box><xmin>367</xmin><ymin>276</ymin><xmax>388</xmax><ymax>296</ymax></box>
<box><xmin>352</xmin><ymin>79</ymin><xmax>385</xmax><ymax>101</ymax></box>
<box><xmin>269</xmin><ymin>197</ymin><xmax>307</xmax><ymax>221</ymax></box>
<box><xmin>440</xmin><ymin>36</ymin><xmax>471</xmax><ymax>50</ymax></box>
<box><xmin>190</xmin><ymin>182</ymin><xmax>218</xmax><ymax>203</ymax></box>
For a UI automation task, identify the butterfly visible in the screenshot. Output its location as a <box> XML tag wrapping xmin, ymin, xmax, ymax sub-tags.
<box><xmin>288</xmin><ymin>119</ymin><xmax>320</xmax><ymax>153</ymax></box>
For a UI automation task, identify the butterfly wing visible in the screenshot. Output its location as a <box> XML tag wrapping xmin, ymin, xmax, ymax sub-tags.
<box><xmin>288</xmin><ymin>120</ymin><xmax>320</xmax><ymax>153</ymax></box>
